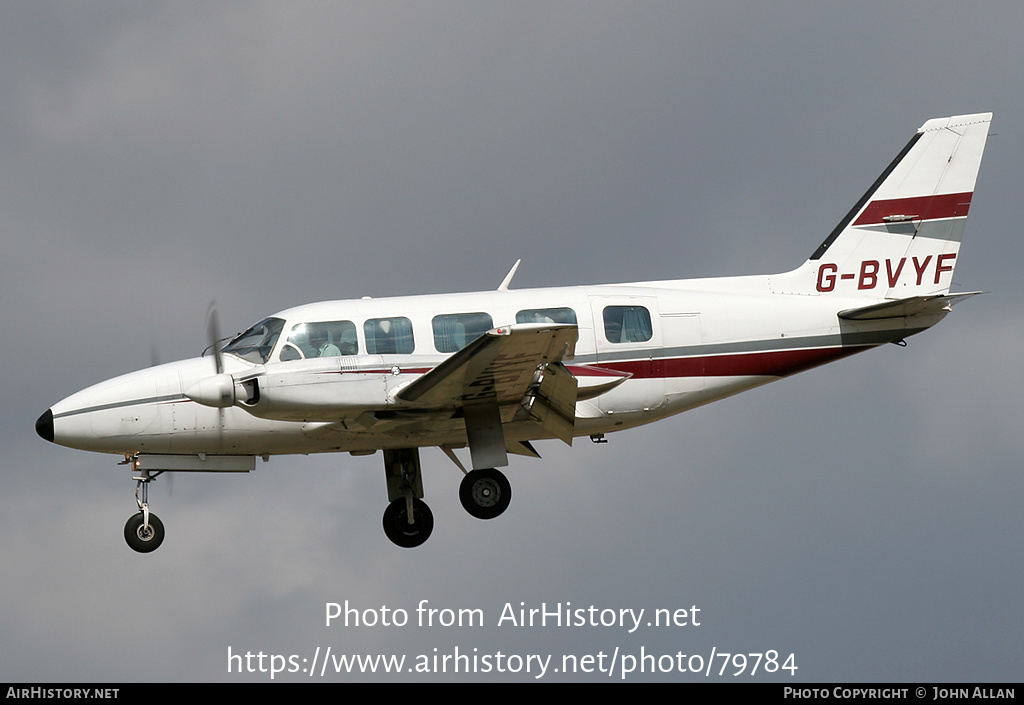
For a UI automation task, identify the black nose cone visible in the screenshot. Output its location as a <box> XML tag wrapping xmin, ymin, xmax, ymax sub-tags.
<box><xmin>36</xmin><ymin>409</ymin><xmax>54</xmax><ymax>443</ymax></box>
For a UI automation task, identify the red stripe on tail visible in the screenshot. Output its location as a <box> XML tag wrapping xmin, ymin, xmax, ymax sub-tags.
<box><xmin>853</xmin><ymin>192</ymin><xmax>972</xmax><ymax>226</ymax></box>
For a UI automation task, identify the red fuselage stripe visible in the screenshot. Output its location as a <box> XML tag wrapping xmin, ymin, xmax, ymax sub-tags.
<box><xmin>601</xmin><ymin>346</ymin><xmax>865</xmax><ymax>379</ymax></box>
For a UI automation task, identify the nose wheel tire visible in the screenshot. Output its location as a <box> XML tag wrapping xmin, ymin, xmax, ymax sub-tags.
<box><xmin>382</xmin><ymin>498</ymin><xmax>433</xmax><ymax>548</ymax></box>
<box><xmin>459</xmin><ymin>468</ymin><xmax>512</xmax><ymax>519</ymax></box>
<box><xmin>124</xmin><ymin>512</ymin><xmax>165</xmax><ymax>553</ymax></box>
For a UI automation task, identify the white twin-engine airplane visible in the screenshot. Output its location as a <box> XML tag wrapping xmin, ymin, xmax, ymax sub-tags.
<box><xmin>37</xmin><ymin>113</ymin><xmax>991</xmax><ymax>551</ymax></box>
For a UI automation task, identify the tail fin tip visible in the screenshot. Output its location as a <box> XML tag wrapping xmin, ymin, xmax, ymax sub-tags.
<box><xmin>918</xmin><ymin>112</ymin><xmax>992</xmax><ymax>133</ymax></box>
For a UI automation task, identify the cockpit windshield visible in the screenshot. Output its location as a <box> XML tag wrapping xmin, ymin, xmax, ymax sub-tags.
<box><xmin>221</xmin><ymin>317</ymin><xmax>285</xmax><ymax>364</ymax></box>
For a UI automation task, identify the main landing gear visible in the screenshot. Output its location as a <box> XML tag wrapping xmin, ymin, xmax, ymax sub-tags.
<box><xmin>123</xmin><ymin>459</ymin><xmax>165</xmax><ymax>553</ymax></box>
<box><xmin>459</xmin><ymin>468</ymin><xmax>512</xmax><ymax>519</ymax></box>
<box><xmin>381</xmin><ymin>449</ymin><xmax>431</xmax><ymax>548</ymax></box>
<box><xmin>380</xmin><ymin>448</ymin><xmax>513</xmax><ymax>548</ymax></box>
<box><xmin>382</xmin><ymin>497</ymin><xmax>434</xmax><ymax>549</ymax></box>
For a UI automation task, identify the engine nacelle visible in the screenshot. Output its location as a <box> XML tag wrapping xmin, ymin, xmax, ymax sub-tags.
<box><xmin>236</xmin><ymin>368</ymin><xmax>390</xmax><ymax>422</ymax></box>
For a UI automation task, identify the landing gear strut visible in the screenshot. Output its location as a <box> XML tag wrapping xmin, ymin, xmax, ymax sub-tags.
<box><xmin>459</xmin><ymin>468</ymin><xmax>512</xmax><ymax>519</ymax></box>
<box><xmin>381</xmin><ymin>449</ymin><xmax>433</xmax><ymax>548</ymax></box>
<box><xmin>124</xmin><ymin>460</ymin><xmax>165</xmax><ymax>553</ymax></box>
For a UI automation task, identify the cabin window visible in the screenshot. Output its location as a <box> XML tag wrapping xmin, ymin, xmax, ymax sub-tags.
<box><xmin>516</xmin><ymin>307</ymin><xmax>578</xmax><ymax>325</ymax></box>
<box><xmin>279</xmin><ymin>320</ymin><xmax>358</xmax><ymax>361</ymax></box>
<box><xmin>602</xmin><ymin>305</ymin><xmax>653</xmax><ymax>343</ymax></box>
<box><xmin>432</xmin><ymin>312</ymin><xmax>493</xmax><ymax>353</ymax></box>
<box><xmin>364</xmin><ymin>317</ymin><xmax>415</xmax><ymax>354</ymax></box>
<box><xmin>222</xmin><ymin>317</ymin><xmax>285</xmax><ymax>364</ymax></box>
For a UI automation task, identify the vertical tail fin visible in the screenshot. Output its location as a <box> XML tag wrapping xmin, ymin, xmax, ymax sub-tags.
<box><xmin>775</xmin><ymin>113</ymin><xmax>991</xmax><ymax>298</ymax></box>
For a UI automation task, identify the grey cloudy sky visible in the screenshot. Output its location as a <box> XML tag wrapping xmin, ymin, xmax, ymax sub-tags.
<box><xmin>3</xmin><ymin>1</ymin><xmax>1021</xmax><ymax>682</ymax></box>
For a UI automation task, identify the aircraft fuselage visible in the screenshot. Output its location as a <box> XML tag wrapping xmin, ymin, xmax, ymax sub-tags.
<box><xmin>40</xmin><ymin>275</ymin><xmax>938</xmax><ymax>458</ymax></box>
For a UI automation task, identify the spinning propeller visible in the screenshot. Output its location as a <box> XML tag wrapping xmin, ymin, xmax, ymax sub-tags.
<box><xmin>184</xmin><ymin>302</ymin><xmax>237</xmax><ymax>408</ymax></box>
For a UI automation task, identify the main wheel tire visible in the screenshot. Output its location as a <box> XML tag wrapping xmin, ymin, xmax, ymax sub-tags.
<box><xmin>459</xmin><ymin>468</ymin><xmax>512</xmax><ymax>519</ymax></box>
<box><xmin>124</xmin><ymin>512</ymin><xmax>165</xmax><ymax>553</ymax></box>
<box><xmin>382</xmin><ymin>498</ymin><xmax>433</xmax><ymax>548</ymax></box>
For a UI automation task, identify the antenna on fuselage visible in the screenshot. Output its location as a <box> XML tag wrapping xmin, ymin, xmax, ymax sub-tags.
<box><xmin>497</xmin><ymin>259</ymin><xmax>521</xmax><ymax>291</ymax></box>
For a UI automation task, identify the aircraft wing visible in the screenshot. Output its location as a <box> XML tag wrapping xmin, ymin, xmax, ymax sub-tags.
<box><xmin>395</xmin><ymin>323</ymin><xmax>578</xmax><ymax>470</ymax></box>
<box><xmin>395</xmin><ymin>323</ymin><xmax>577</xmax><ymax>408</ymax></box>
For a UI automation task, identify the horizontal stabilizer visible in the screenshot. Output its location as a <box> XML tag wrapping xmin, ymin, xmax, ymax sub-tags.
<box><xmin>838</xmin><ymin>292</ymin><xmax>981</xmax><ymax>320</ymax></box>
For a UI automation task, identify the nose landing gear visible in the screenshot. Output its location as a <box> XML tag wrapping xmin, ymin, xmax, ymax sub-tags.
<box><xmin>123</xmin><ymin>457</ymin><xmax>165</xmax><ymax>553</ymax></box>
<box><xmin>124</xmin><ymin>511</ymin><xmax>164</xmax><ymax>553</ymax></box>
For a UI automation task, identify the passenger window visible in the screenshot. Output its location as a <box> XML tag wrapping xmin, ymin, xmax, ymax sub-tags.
<box><xmin>603</xmin><ymin>306</ymin><xmax>653</xmax><ymax>343</ymax></box>
<box><xmin>364</xmin><ymin>317</ymin><xmax>415</xmax><ymax>355</ymax></box>
<box><xmin>279</xmin><ymin>320</ymin><xmax>358</xmax><ymax>361</ymax></box>
<box><xmin>432</xmin><ymin>312</ymin><xmax>493</xmax><ymax>353</ymax></box>
<box><xmin>516</xmin><ymin>307</ymin><xmax>577</xmax><ymax>325</ymax></box>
